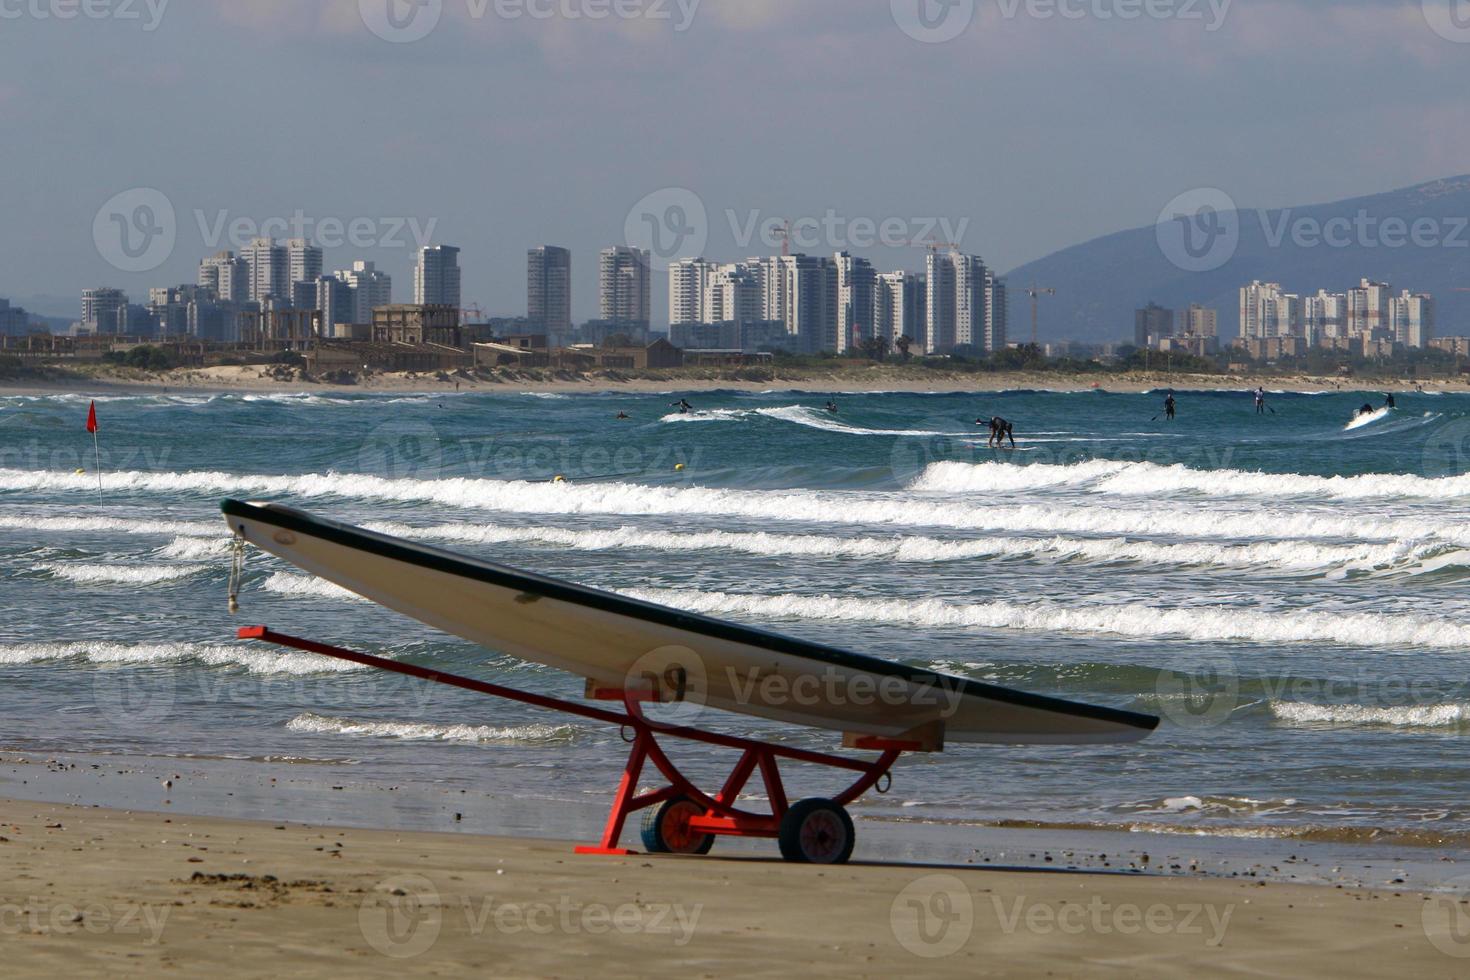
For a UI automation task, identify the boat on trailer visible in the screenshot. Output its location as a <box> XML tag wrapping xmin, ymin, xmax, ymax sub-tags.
<box><xmin>223</xmin><ymin>499</ymin><xmax>1157</xmax><ymax>864</ymax></box>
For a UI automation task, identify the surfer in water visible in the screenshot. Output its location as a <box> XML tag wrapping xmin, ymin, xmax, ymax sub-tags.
<box><xmin>978</xmin><ymin>416</ymin><xmax>1016</xmax><ymax>448</ymax></box>
<box><xmin>670</xmin><ymin>398</ymin><xmax>693</xmax><ymax>414</ymax></box>
<box><xmin>1384</xmin><ymin>393</ymin><xmax>1396</xmax><ymax>409</ymax></box>
<box><xmin>1254</xmin><ymin>387</ymin><xmax>1266</xmax><ymax>415</ymax></box>
<box><xmin>616</xmin><ymin>411</ymin><xmax>630</xmax><ymax>420</ymax></box>
<box><xmin>1358</xmin><ymin>403</ymin><xmax>1376</xmax><ymax>417</ymax></box>
<box><xmin>1164</xmin><ymin>391</ymin><xmax>1177</xmax><ymax>421</ymax></box>
<box><xmin>824</xmin><ymin>401</ymin><xmax>838</xmax><ymax>414</ymax></box>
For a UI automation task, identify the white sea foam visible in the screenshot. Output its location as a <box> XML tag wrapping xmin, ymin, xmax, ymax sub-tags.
<box><xmin>286</xmin><ymin>712</ymin><xmax>577</xmax><ymax>744</ymax></box>
<box><xmin>36</xmin><ymin>562</ymin><xmax>210</xmax><ymax>585</ymax></box>
<box><xmin>0</xmin><ymin>466</ymin><xmax>1462</xmax><ymax>544</ymax></box>
<box><xmin>0</xmin><ymin>514</ymin><xmax>217</xmax><ymax>537</ymax></box>
<box><xmin>260</xmin><ymin>572</ymin><xmax>366</xmax><ymax>602</ymax></box>
<box><xmin>755</xmin><ymin>404</ymin><xmax>966</xmax><ymax>438</ymax></box>
<box><xmin>1270</xmin><ymin>701</ymin><xmax>1470</xmax><ymax>728</ymax></box>
<box><xmin>365</xmin><ymin>520</ymin><xmax>1436</xmax><ymax>574</ymax></box>
<box><xmin>0</xmin><ymin>641</ymin><xmax>359</xmax><ymax>675</ymax></box>
<box><xmin>621</xmin><ymin>587</ymin><xmax>1470</xmax><ymax>651</ymax></box>
<box><xmin>155</xmin><ymin>536</ymin><xmax>233</xmax><ymax>561</ymax></box>
<box><xmin>914</xmin><ymin>458</ymin><xmax>1470</xmax><ymax>502</ymax></box>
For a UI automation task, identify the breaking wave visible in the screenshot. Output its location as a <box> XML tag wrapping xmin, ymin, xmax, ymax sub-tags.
<box><xmin>36</xmin><ymin>562</ymin><xmax>210</xmax><ymax>585</ymax></box>
<box><xmin>622</xmin><ymin>587</ymin><xmax>1470</xmax><ymax>651</ymax></box>
<box><xmin>286</xmin><ymin>712</ymin><xmax>578</xmax><ymax>744</ymax></box>
<box><xmin>1270</xmin><ymin>701</ymin><xmax>1470</xmax><ymax>729</ymax></box>
<box><xmin>0</xmin><ymin>641</ymin><xmax>359</xmax><ymax>675</ymax></box>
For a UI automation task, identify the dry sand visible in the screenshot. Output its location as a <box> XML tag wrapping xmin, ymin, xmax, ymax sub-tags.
<box><xmin>5</xmin><ymin>363</ymin><xmax>1463</xmax><ymax>397</ymax></box>
<box><xmin>0</xmin><ymin>797</ymin><xmax>1460</xmax><ymax>978</ymax></box>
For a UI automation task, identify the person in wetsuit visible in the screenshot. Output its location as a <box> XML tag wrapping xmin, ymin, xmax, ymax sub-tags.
<box><xmin>1384</xmin><ymin>393</ymin><xmax>1396</xmax><ymax>409</ymax></box>
<box><xmin>979</xmin><ymin>416</ymin><xmax>1015</xmax><ymax>448</ymax></box>
<box><xmin>1254</xmin><ymin>387</ymin><xmax>1266</xmax><ymax>415</ymax></box>
<box><xmin>670</xmin><ymin>399</ymin><xmax>693</xmax><ymax>414</ymax></box>
<box><xmin>1164</xmin><ymin>392</ymin><xmax>1177</xmax><ymax>421</ymax></box>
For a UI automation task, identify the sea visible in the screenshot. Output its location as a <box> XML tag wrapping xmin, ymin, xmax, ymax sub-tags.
<box><xmin>4</xmin><ymin>384</ymin><xmax>1470</xmax><ymax>883</ymax></box>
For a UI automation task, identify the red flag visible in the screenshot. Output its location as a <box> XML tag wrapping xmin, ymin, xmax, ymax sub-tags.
<box><xmin>86</xmin><ymin>400</ymin><xmax>98</xmax><ymax>434</ymax></box>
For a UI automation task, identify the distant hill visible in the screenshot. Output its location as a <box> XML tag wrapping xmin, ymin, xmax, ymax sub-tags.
<box><xmin>1004</xmin><ymin>175</ymin><xmax>1470</xmax><ymax>345</ymax></box>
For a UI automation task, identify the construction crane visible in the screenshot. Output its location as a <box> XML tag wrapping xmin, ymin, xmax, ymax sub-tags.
<box><xmin>775</xmin><ymin>219</ymin><xmax>793</xmax><ymax>257</ymax></box>
<box><xmin>910</xmin><ymin>239</ymin><xmax>961</xmax><ymax>254</ymax></box>
<box><xmin>1023</xmin><ymin>285</ymin><xmax>1056</xmax><ymax>347</ymax></box>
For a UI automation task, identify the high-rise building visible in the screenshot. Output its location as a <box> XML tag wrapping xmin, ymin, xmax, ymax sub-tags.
<box><xmin>1302</xmin><ymin>291</ymin><xmax>1345</xmax><ymax>340</ymax></box>
<box><xmin>833</xmin><ymin>252</ymin><xmax>875</xmax><ymax>354</ymax></box>
<box><xmin>81</xmin><ymin>288</ymin><xmax>128</xmax><ymax>334</ymax></box>
<box><xmin>0</xmin><ymin>298</ymin><xmax>32</xmax><ymax>336</ymax></box>
<box><xmin>527</xmin><ymin>246</ymin><xmax>571</xmax><ymax>337</ymax></box>
<box><xmin>414</xmin><ymin>245</ymin><xmax>462</xmax><ymax>309</ymax></box>
<box><xmin>243</xmin><ymin>237</ymin><xmax>290</xmax><ymax>303</ymax></box>
<box><xmin>314</xmin><ymin>276</ymin><xmax>357</xmax><ymax>333</ymax></box>
<box><xmin>1240</xmin><ymin>281</ymin><xmax>1297</xmax><ymax>339</ymax></box>
<box><xmin>1135</xmin><ymin>302</ymin><xmax>1174</xmax><ymax>347</ymax></box>
<box><xmin>1178</xmin><ymin>303</ymin><xmax>1218</xmax><ymax>338</ymax></box>
<box><xmin>199</xmin><ymin>251</ymin><xmax>249</xmax><ymax>304</ymax></box>
<box><xmin>336</xmin><ymin>260</ymin><xmax>393</xmax><ymax>324</ymax></box>
<box><xmin>924</xmin><ymin>250</ymin><xmax>999</xmax><ymax>354</ymax></box>
<box><xmin>985</xmin><ymin>270</ymin><xmax>1007</xmax><ymax>352</ymax></box>
<box><xmin>709</xmin><ymin>263</ymin><xmax>763</xmax><ymax>326</ymax></box>
<box><xmin>774</xmin><ymin>254</ymin><xmax>837</xmax><ymax>354</ymax></box>
<box><xmin>1347</xmin><ymin>279</ymin><xmax>1392</xmax><ymax>337</ymax></box>
<box><xmin>875</xmin><ymin>271</ymin><xmax>925</xmax><ymax>348</ymax></box>
<box><xmin>1390</xmin><ymin>290</ymin><xmax>1435</xmax><ymax>348</ymax></box>
<box><xmin>599</xmin><ymin>246</ymin><xmax>651</xmax><ymax>329</ymax></box>
<box><xmin>668</xmin><ymin>257</ymin><xmax>712</xmax><ymax>325</ymax></box>
<box><xmin>287</xmin><ymin>239</ymin><xmax>323</xmax><ymax>292</ymax></box>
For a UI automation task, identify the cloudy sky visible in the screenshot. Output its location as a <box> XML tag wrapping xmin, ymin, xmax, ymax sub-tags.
<box><xmin>4</xmin><ymin>0</ymin><xmax>1468</xmax><ymax>321</ymax></box>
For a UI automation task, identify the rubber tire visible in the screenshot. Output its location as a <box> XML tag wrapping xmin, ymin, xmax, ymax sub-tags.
<box><xmin>640</xmin><ymin>797</ymin><xmax>715</xmax><ymax>855</ymax></box>
<box><xmin>777</xmin><ymin>798</ymin><xmax>855</xmax><ymax>864</ymax></box>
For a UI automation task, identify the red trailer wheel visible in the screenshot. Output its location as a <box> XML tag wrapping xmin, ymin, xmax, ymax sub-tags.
<box><xmin>778</xmin><ymin>798</ymin><xmax>854</xmax><ymax>864</ymax></box>
<box><xmin>641</xmin><ymin>797</ymin><xmax>715</xmax><ymax>855</ymax></box>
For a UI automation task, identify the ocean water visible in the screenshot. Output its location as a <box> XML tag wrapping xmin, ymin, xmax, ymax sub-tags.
<box><xmin>4</xmin><ymin>385</ymin><xmax>1470</xmax><ymax>856</ymax></box>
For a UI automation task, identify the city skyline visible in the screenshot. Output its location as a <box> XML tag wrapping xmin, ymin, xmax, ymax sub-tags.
<box><xmin>6</xmin><ymin>2</ymin><xmax>1469</xmax><ymax>331</ymax></box>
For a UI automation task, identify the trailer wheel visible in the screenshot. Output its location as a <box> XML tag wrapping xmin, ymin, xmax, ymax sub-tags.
<box><xmin>777</xmin><ymin>798</ymin><xmax>855</xmax><ymax>864</ymax></box>
<box><xmin>640</xmin><ymin>797</ymin><xmax>715</xmax><ymax>855</ymax></box>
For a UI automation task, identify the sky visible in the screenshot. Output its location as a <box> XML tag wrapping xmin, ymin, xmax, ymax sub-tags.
<box><xmin>3</xmin><ymin>0</ymin><xmax>1469</xmax><ymax>323</ymax></box>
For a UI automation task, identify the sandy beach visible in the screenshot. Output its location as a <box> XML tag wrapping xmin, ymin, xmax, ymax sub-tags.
<box><xmin>4</xmin><ymin>363</ymin><xmax>1466</xmax><ymax>398</ymax></box>
<box><xmin>0</xmin><ymin>796</ymin><xmax>1459</xmax><ymax>978</ymax></box>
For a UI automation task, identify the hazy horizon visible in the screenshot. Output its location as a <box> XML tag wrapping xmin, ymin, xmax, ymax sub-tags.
<box><xmin>5</xmin><ymin>0</ymin><xmax>1469</xmax><ymax>322</ymax></box>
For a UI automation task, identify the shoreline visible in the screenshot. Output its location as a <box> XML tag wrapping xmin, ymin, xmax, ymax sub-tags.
<box><xmin>0</xmin><ymin>794</ymin><xmax>1458</xmax><ymax>976</ymax></box>
<box><xmin>4</xmin><ymin>364</ymin><xmax>1466</xmax><ymax>397</ymax></box>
